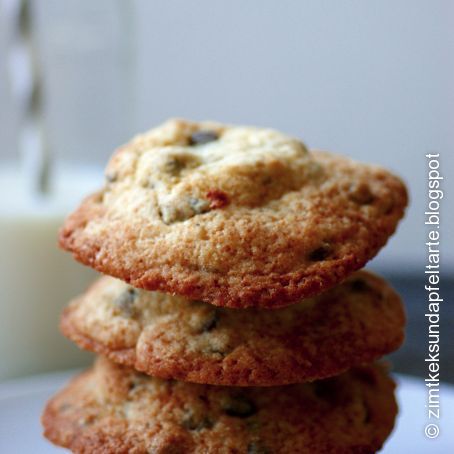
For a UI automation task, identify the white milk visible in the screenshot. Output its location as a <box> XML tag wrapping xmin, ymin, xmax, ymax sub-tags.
<box><xmin>0</xmin><ymin>164</ymin><xmax>103</xmax><ymax>380</ymax></box>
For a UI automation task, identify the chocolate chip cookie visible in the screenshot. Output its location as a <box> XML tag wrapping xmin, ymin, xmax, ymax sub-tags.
<box><xmin>60</xmin><ymin>270</ymin><xmax>405</xmax><ymax>386</ymax></box>
<box><xmin>42</xmin><ymin>357</ymin><xmax>397</xmax><ymax>454</ymax></box>
<box><xmin>59</xmin><ymin>119</ymin><xmax>407</xmax><ymax>308</ymax></box>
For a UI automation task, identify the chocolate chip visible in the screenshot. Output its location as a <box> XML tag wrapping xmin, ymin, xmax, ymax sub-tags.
<box><xmin>313</xmin><ymin>380</ymin><xmax>339</xmax><ymax>402</ymax></box>
<box><xmin>353</xmin><ymin>367</ymin><xmax>377</xmax><ymax>386</ymax></box>
<box><xmin>363</xmin><ymin>403</ymin><xmax>372</xmax><ymax>424</ymax></box>
<box><xmin>188</xmin><ymin>197</ymin><xmax>210</xmax><ymax>214</ymax></box>
<box><xmin>308</xmin><ymin>244</ymin><xmax>331</xmax><ymax>261</ymax></box>
<box><xmin>92</xmin><ymin>192</ymin><xmax>104</xmax><ymax>204</ymax></box>
<box><xmin>105</xmin><ymin>172</ymin><xmax>118</xmax><ymax>183</ymax></box>
<box><xmin>128</xmin><ymin>377</ymin><xmax>145</xmax><ymax>391</ymax></box>
<box><xmin>247</xmin><ymin>442</ymin><xmax>270</xmax><ymax>454</ymax></box>
<box><xmin>350</xmin><ymin>278</ymin><xmax>370</xmax><ymax>292</ymax></box>
<box><xmin>181</xmin><ymin>413</ymin><xmax>213</xmax><ymax>431</ymax></box>
<box><xmin>78</xmin><ymin>415</ymin><xmax>95</xmax><ymax>427</ymax></box>
<box><xmin>222</xmin><ymin>396</ymin><xmax>257</xmax><ymax>418</ymax></box>
<box><xmin>200</xmin><ymin>310</ymin><xmax>219</xmax><ymax>332</ymax></box>
<box><xmin>161</xmin><ymin>153</ymin><xmax>201</xmax><ymax>177</ymax></box>
<box><xmin>189</xmin><ymin>130</ymin><xmax>218</xmax><ymax>145</ymax></box>
<box><xmin>349</xmin><ymin>183</ymin><xmax>375</xmax><ymax>205</ymax></box>
<box><xmin>164</xmin><ymin>158</ymin><xmax>185</xmax><ymax>175</ymax></box>
<box><xmin>113</xmin><ymin>288</ymin><xmax>138</xmax><ymax>317</ymax></box>
<box><xmin>160</xmin><ymin>197</ymin><xmax>210</xmax><ymax>224</ymax></box>
<box><xmin>350</xmin><ymin>278</ymin><xmax>383</xmax><ymax>299</ymax></box>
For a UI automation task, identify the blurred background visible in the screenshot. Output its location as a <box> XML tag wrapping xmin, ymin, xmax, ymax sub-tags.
<box><xmin>0</xmin><ymin>0</ymin><xmax>452</xmax><ymax>382</ymax></box>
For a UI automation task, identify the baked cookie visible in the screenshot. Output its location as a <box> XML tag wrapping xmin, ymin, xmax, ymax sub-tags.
<box><xmin>61</xmin><ymin>270</ymin><xmax>405</xmax><ymax>386</ymax></box>
<box><xmin>42</xmin><ymin>357</ymin><xmax>397</xmax><ymax>454</ymax></box>
<box><xmin>59</xmin><ymin>119</ymin><xmax>408</xmax><ymax>308</ymax></box>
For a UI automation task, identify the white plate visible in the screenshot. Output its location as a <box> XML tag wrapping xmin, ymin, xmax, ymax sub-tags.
<box><xmin>0</xmin><ymin>371</ymin><xmax>453</xmax><ymax>452</ymax></box>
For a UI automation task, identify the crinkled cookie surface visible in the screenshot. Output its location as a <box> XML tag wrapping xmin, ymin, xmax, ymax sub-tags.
<box><xmin>42</xmin><ymin>357</ymin><xmax>397</xmax><ymax>454</ymax></box>
<box><xmin>60</xmin><ymin>119</ymin><xmax>408</xmax><ymax>308</ymax></box>
<box><xmin>61</xmin><ymin>271</ymin><xmax>405</xmax><ymax>386</ymax></box>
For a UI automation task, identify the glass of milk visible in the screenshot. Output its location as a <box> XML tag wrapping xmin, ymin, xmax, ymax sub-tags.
<box><xmin>0</xmin><ymin>0</ymin><xmax>133</xmax><ymax>380</ymax></box>
<box><xmin>0</xmin><ymin>164</ymin><xmax>102</xmax><ymax>381</ymax></box>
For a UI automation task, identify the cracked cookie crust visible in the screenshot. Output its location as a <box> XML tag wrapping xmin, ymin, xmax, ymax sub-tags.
<box><xmin>42</xmin><ymin>358</ymin><xmax>397</xmax><ymax>454</ymax></box>
<box><xmin>59</xmin><ymin>119</ymin><xmax>408</xmax><ymax>308</ymax></box>
<box><xmin>61</xmin><ymin>271</ymin><xmax>405</xmax><ymax>386</ymax></box>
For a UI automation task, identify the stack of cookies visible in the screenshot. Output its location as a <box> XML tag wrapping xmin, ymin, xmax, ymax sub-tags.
<box><xmin>42</xmin><ymin>119</ymin><xmax>408</xmax><ymax>453</ymax></box>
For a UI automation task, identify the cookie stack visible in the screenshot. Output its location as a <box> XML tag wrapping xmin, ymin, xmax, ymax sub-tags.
<box><xmin>42</xmin><ymin>119</ymin><xmax>408</xmax><ymax>453</ymax></box>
